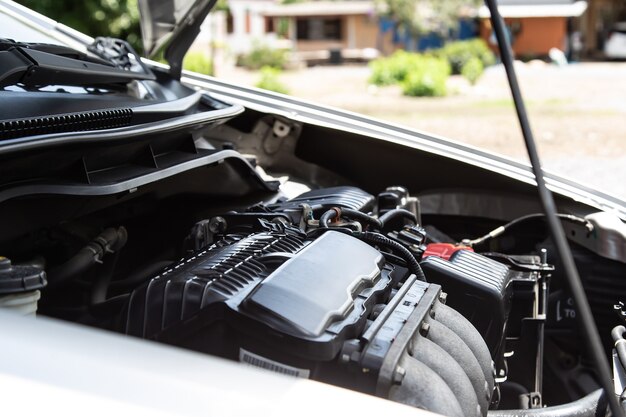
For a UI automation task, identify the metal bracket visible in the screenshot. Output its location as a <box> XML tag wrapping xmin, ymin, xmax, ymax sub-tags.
<box><xmin>520</xmin><ymin>392</ymin><xmax>543</xmax><ymax>409</ymax></box>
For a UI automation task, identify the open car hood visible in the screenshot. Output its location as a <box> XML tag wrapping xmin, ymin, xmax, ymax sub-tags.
<box><xmin>138</xmin><ymin>0</ymin><xmax>216</xmax><ymax>78</ymax></box>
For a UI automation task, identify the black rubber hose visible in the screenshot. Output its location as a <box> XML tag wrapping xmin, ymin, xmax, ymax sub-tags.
<box><xmin>91</xmin><ymin>227</ymin><xmax>128</xmax><ymax>305</ymax></box>
<box><xmin>488</xmin><ymin>389</ymin><xmax>607</xmax><ymax>417</ymax></box>
<box><xmin>47</xmin><ymin>227</ymin><xmax>127</xmax><ymax>290</ymax></box>
<box><xmin>90</xmin><ymin>252</ymin><xmax>120</xmax><ymax>305</ymax></box>
<box><xmin>360</xmin><ymin>231</ymin><xmax>426</xmax><ymax>281</ymax></box>
<box><xmin>379</xmin><ymin>209</ymin><xmax>417</xmax><ymax>228</ymax></box>
<box><xmin>319</xmin><ymin>209</ymin><xmax>338</xmax><ymax>229</ymax></box>
<box><xmin>319</xmin><ymin>207</ymin><xmax>383</xmax><ymax>230</ymax></box>
<box><xmin>46</xmin><ymin>245</ymin><xmax>102</xmax><ymax>289</ymax></box>
<box><xmin>341</xmin><ymin>208</ymin><xmax>382</xmax><ymax>230</ymax></box>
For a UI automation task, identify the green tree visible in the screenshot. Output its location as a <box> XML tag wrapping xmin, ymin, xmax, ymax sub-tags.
<box><xmin>16</xmin><ymin>0</ymin><xmax>142</xmax><ymax>52</ymax></box>
<box><xmin>376</xmin><ymin>0</ymin><xmax>481</xmax><ymax>40</ymax></box>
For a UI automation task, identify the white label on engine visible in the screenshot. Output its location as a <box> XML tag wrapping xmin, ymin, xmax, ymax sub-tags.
<box><xmin>239</xmin><ymin>348</ymin><xmax>310</xmax><ymax>378</ymax></box>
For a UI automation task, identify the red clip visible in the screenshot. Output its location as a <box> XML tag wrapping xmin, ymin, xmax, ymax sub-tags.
<box><xmin>423</xmin><ymin>243</ymin><xmax>473</xmax><ymax>261</ymax></box>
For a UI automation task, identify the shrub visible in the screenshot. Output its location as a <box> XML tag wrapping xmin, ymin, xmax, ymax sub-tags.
<box><xmin>369</xmin><ymin>50</ymin><xmax>422</xmax><ymax>86</ymax></box>
<box><xmin>369</xmin><ymin>58</ymin><xmax>396</xmax><ymax>86</ymax></box>
<box><xmin>461</xmin><ymin>56</ymin><xmax>484</xmax><ymax>85</ymax></box>
<box><xmin>401</xmin><ymin>55</ymin><xmax>451</xmax><ymax>97</ymax></box>
<box><xmin>183</xmin><ymin>51</ymin><xmax>214</xmax><ymax>75</ymax></box>
<box><xmin>237</xmin><ymin>44</ymin><xmax>288</xmax><ymax>70</ymax></box>
<box><xmin>255</xmin><ymin>66</ymin><xmax>289</xmax><ymax>94</ymax></box>
<box><xmin>438</xmin><ymin>39</ymin><xmax>495</xmax><ymax>75</ymax></box>
<box><xmin>369</xmin><ymin>39</ymin><xmax>495</xmax><ymax>92</ymax></box>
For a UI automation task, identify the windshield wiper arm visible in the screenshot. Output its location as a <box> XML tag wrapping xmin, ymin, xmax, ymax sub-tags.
<box><xmin>0</xmin><ymin>42</ymin><xmax>155</xmax><ymax>88</ymax></box>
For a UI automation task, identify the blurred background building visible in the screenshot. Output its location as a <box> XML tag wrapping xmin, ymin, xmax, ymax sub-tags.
<box><xmin>192</xmin><ymin>0</ymin><xmax>626</xmax><ymax>64</ymax></box>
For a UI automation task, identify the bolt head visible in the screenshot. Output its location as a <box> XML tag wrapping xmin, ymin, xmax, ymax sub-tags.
<box><xmin>392</xmin><ymin>366</ymin><xmax>406</xmax><ymax>384</ymax></box>
<box><xmin>438</xmin><ymin>292</ymin><xmax>448</xmax><ymax>304</ymax></box>
<box><xmin>0</xmin><ymin>256</ymin><xmax>10</xmax><ymax>271</ymax></box>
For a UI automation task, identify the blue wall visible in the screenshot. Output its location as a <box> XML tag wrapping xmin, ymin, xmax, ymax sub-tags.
<box><xmin>381</xmin><ymin>18</ymin><xmax>479</xmax><ymax>51</ymax></box>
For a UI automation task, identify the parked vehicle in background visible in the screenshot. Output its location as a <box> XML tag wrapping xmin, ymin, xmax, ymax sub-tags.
<box><xmin>605</xmin><ymin>22</ymin><xmax>626</xmax><ymax>59</ymax></box>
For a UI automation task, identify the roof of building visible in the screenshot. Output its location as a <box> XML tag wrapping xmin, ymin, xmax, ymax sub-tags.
<box><xmin>263</xmin><ymin>1</ymin><xmax>375</xmax><ymax>18</ymax></box>
<box><xmin>478</xmin><ymin>0</ymin><xmax>588</xmax><ymax>18</ymax></box>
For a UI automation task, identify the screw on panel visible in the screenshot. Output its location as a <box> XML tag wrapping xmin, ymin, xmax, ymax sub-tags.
<box><xmin>272</xmin><ymin>120</ymin><xmax>291</xmax><ymax>138</ymax></box>
<box><xmin>208</xmin><ymin>217</ymin><xmax>227</xmax><ymax>233</ymax></box>
<box><xmin>392</xmin><ymin>366</ymin><xmax>406</xmax><ymax>384</ymax></box>
<box><xmin>438</xmin><ymin>292</ymin><xmax>448</xmax><ymax>304</ymax></box>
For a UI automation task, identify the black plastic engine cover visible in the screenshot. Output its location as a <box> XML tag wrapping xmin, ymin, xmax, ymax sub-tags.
<box><xmin>245</xmin><ymin>231</ymin><xmax>383</xmax><ymax>337</ymax></box>
<box><xmin>268</xmin><ymin>186</ymin><xmax>375</xmax><ymax>214</ymax></box>
<box><xmin>123</xmin><ymin>229</ymin><xmax>395</xmax><ymax>361</ymax></box>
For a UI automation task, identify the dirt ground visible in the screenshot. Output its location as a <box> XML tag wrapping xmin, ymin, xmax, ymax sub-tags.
<box><xmin>216</xmin><ymin>62</ymin><xmax>626</xmax><ymax>201</ymax></box>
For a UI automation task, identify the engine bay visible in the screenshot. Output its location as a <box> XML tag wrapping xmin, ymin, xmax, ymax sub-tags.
<box><xmin>2</xmin><ymin>7</ymin><xmax>626</xmax><ymax>413</ymax></box>
<box><xmin>1</xmin><ymin>105</ymin><xmax>625</xmax><ymax>416</ymax></box>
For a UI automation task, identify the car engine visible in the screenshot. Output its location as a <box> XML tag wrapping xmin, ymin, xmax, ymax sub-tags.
<box><xmin>115</xmin><ymin>186</ymin><xmax>505</xmax><ymax>417</ymax></box>
<box><xmin>0</xmin><ymin>180</ymin><xmax>561</xmax><ymax>417</ymax></box>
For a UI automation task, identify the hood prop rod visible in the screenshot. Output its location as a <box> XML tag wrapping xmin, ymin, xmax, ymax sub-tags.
<box><xmin>484</xmin><ymin>0</ymin><xmax>623</xmax><ymax>415</ymax></box>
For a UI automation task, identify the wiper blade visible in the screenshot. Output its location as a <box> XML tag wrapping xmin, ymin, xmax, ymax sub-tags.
<box><xmin>0</xmin><ymin>40</ymin><xmax>155</xmax><ymax>88</ymax></box>
<box><xmin>0</xmin><ymin>39</ymin><xmax>112</xmax><ymax>65</ymax></box>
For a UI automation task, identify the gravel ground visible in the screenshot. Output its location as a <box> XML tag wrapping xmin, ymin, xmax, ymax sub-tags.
<box><xmin>216</xmin><ymin>62</ymin><xmax>626</xmax><ymax>201</ymax></box>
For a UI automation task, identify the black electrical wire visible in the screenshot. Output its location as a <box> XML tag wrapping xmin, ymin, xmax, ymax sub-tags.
<box><xmin>484</xmin><ymin>1</ymin><xmax>623</xmax><ymax>415</ymax></box>
<box><xmin>360</xmin><ymin>231</ymin><xmax>427</xmax><ymax>282</ymax></box>
<box><xmin>466</xmin><ymin>212</ymin><xmax>592</xmax><ymax>247</ymax></box>
<box><xmin>308</xmin><ymin>223</ymin><xmax>427</xmax><ymax>282</ymax></box>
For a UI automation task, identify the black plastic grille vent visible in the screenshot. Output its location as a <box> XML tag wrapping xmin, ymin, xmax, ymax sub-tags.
<box><xmin>197</xmin><ymin>232</ymin><xmax>305</xmax><ymax>297</ymax></box>
<box><xmin>448</xmin><ymin>250</ymin><xmax>510</xmax><ymax>294</ymax></box>
<box><xmin>125</xmin><ymin>231</ymin><xmax>307</xmax><ymax>338</ymax></box>
<box><xmin>0</xmin><ymin>108</ymin><xmax>133</xmax><ymax>140</ymax></box>
<box><xmin>269</xmin><ymin>186</ymin><xmax>375</xmax><ymax>213</ymax></box>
